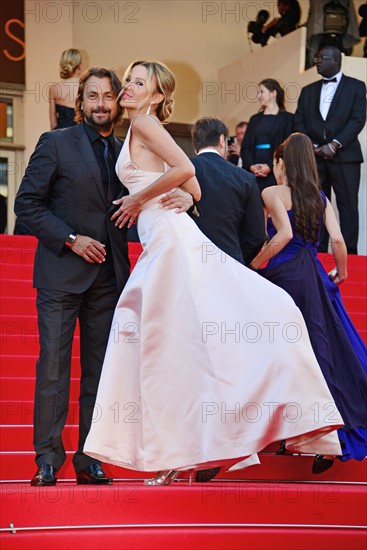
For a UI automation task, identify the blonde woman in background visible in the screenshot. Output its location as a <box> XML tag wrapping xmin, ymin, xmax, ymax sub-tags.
<box><xmin>49</xmin><ymin>48</ymin><xmax>82</xmax><ymax>129</ymax></box>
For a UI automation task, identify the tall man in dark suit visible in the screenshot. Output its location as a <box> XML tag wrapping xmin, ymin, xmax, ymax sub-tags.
<box><xmin>14</xmin><ymin>67</ymin><xmax>193</xmax><ymax>486</ymax></box>
<box><xmin>294</xmin><ymin>46</ymin><xmax>366</xmax><ymax>254</ymax></box>
<box><xmin>189</xmin><ymin>117</ymin><xmax>266</xmax><ymax>266</ymax></box>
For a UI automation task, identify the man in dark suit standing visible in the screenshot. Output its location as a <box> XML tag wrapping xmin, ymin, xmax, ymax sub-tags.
<box><xmin>188</xmin><ymin>117</ymin><xmax>266</xmax><ymax>267</ymax></box>
<box><xmin>14</xmin><ymin>67</ymin><xmax>193</xmax><ymax>487</ymax></box>
<box><xmin>294</xmin><ymin>46</ymin><xmax>366</xmax><ymax>254</ymax></box>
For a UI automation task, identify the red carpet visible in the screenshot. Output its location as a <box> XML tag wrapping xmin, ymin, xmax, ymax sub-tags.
<box><xmin>0</xmin><ymin>235</ymin><xmax>366</xmax><ymax>549</ymax></box>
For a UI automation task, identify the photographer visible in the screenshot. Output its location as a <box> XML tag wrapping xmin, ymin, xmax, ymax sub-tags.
<box><xmin>227</xmin><ymin>121</ymin><xmax>248</xmax><ymax>167</ymax></box>
<box><xmin>249</xmin><ymin>0</ymin><xmax>301</xmax><ymax>47</ymax></box>
<box><xmin>305</xmin><ymin>0</ymin><xmax>360</xmax><ymax>68</ymax></box>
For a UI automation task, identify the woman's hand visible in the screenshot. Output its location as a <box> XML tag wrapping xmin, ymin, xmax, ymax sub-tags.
<box><xmin>333</xmin><ymin>273</ymin><xmax>347</xmax><ymax>285</ymax></box>
<box><xmin>111</xmin><ymin>194</ymin><xmax>143</xmax><ymax>229</ymax></box>
<box><xmin>256</xmin><ymin>164</ymin><xmax>271</xmax><ymax>177</ymax></box>
<box><xmin>250</xmin><ymin>164</ymin><xmax>271</xmax><ymax>177</ymax></box>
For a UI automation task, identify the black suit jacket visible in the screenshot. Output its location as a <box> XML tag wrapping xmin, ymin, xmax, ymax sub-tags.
<box><xmin>190</xmin><ymin>153</ymin><xmax>266</xmax><ymax>265</ymax></box>
<box><xmin>14</xmin><ymin>123</ymin><xmax>130</xmax><ymax>293</ymax></box>
<box><xmin>294</xmin><ymin>74</ymin><xmax>366</xmax><ymax>163</ymax></box>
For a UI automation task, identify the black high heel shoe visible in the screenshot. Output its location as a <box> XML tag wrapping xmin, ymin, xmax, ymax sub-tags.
<box><xmin>276</xmin><ymin>440</ymin><xmax>292</xmax><ymax>455</ymax></box>
<box><xmin>312</xmin><ymin>455</ymin><xmax>335</xmax><ymax>474</ymax></box>
<box><xmin>195</xmin><ymin>467</ymin><xmax>221</xmax><ymax>482</ymax></box>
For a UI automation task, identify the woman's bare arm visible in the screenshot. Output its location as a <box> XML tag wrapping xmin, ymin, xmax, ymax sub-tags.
<box><xmin>323</xmin><ymin>198</ymin><xmax>348</xmax><ymax>284</ymax></box>
<box><xmin>49</xmin><ymin>84</ymin><xmax>58</xmax><ymax>130</ymax></box>
<box><xmin>112</xmin><ymin>115</ymin><xmax>201</xmax><ymax>227</ymax></box>
<box><xmin>250</xmin><ymin>187</ymin><xmax>293</xmax><ymax>269</ymax></box>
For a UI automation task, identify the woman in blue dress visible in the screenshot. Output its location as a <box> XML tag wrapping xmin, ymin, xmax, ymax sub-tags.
<box><xmin>250</xmin><ymin>132</ymin><xmax>367</xmax><ymax>472</ymax></box>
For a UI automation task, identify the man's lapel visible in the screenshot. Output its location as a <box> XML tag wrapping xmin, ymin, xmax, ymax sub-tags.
<box><xmin>326</xmin><ymin>75</ymin><xmax>345</xmax><ymax>120</ymax></box>
<box><xmin>74</xmin><ymin>123</ymin><xmax>105</xmax><ymax>201</ymax></box>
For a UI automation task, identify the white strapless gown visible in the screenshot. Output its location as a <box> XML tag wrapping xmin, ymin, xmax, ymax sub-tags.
<box><xmin>84</xmin><ymin>125</ymin><xmax>342</xmax><ymax>472</ymax></box>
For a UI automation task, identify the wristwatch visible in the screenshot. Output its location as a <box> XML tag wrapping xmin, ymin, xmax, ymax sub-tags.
<box><xmin>65</xmin><ymin>233</ymin><xmax>77</xmax><ymax>248</ymax></box>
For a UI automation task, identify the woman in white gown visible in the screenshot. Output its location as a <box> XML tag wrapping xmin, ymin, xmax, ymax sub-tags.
<box><xmin>84</xmin><ymin>61</ymin><xmax>342</xmax><ymax>484</ymax></box>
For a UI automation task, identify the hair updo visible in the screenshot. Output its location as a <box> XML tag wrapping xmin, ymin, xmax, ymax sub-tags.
<box><xmin>59</xmin><ymin>48</ymin><xmax>82</xmax><ymax>79</ymax></box>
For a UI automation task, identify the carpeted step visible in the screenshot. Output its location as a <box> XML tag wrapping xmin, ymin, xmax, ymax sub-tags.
<box><xmin>341</xmin><ymin>280</ymin><xmax>367</xmax><ymax>297</ymax></box>
<box><xmin>0</xmin><ymin>400</ymin><xmax>80</xmax><ymax>425</ymax></box>
<box><xmin>337</xmin><ymin>295</ymin><xmax>367</xmax><ymax>313</ymax></box>
<box><xmin>0</xmin><ymin>334</ymin><xmax>80</xmax><ymax>356</ymax></box>
<box><xmin>0</xmin><ymin>263</ymin><xmax>33</xmax><ymax>280</ymax></box>
<box><xmin>0</xmin><ymin>481</ymin><xmax>365</xmax><ymax>538</ymax></box>
<box><xmin>0</xmin><ymin>315</ymin><xmax>80</xmax><ymax>337</ymax></box>
<box><xmin>1</xmin><ymin>238</ymin><xmax>366</xmax><ymax>549</ymax></box>
<box><xmin>0</xmin><ymin>425</ymin><xmax>79</xmax><ymax>452</ymax></box>
<box><xmin>0</xmin><ymin>355</ymin><xmax>81</xmax><ymax>378</ymax></box>
<box><xmin>0</xmin><ymin>377</ymin><xmax>80</xmax><ymax>402</ymax></box>
<box><xmin>0</xmin><ymin>452</ymin><xmax>366</xmax><ymax>484</ymax></box>
<box><xmin>1</xmin><ymin>296</ymin><xmax>37</xmax><ymax>315</ymax></box>
<box><xmin>0</xmin><ymin>236</ymin><xmax>142</xmax><ymax>269</ymax></box>
<box><xmin>0</xmin><ymin>525</ymin><xmax>365</xmax><ymax>550</ymax></box>
<box><xmin>1</xmin><ymin>279</ymin><xmax>36</xmax><ymax>296</ymax></box>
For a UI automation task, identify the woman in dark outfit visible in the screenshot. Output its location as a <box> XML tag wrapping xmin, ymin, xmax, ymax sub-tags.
<box><xmin>240</xmin><ymin>79</ymin><xmax>293</xmax><ymax>193</ymax></box>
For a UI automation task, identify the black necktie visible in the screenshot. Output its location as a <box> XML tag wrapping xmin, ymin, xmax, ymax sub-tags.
<box><xmin>99</xmin><ymin>137</ymin><xmax>114</xmax><ymax>198</ymax></box>
<box><xmin>322</xmin><ymin>77</ymin><xmax>337</xmax><ymax>84</ymax></box>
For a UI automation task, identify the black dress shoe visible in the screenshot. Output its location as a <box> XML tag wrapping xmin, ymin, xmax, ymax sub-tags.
<box><xmin>195</xmin><ymin>467</ymin><xmax>221</xmax><ymax>482</ymax></box>
<box><xmin>312</xmin><ymin>455</ymin><xmax>335</xmax><ymax>474</ymax></box>
<box><xmin>31</xmin><ymin>464</ymin><xmax>57</xmax><ymax>486</ymax></box>
<box><xmin>76</xmin><ymin>464</ymin><xmax>112</xmax><ymax>485</ymax></box>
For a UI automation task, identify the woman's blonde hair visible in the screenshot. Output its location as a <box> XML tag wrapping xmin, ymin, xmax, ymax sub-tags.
<box><xmin>121</xmin><ymin>60</ymin><xmax>175</xmax><ymax>122</ymax></box>
<box><xmin>60</xmin><ymin>48</ymin><xmax>82</xmax><ymax>79</ymax></box>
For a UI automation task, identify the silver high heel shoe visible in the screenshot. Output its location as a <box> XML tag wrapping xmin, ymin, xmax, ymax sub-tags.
<box><xmin>144</xmin><ymin>470</ymin><xmax>181</xmax><ymax>486</ymax></box>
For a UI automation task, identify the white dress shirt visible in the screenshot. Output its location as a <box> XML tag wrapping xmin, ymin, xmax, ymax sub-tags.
<box><xmin>319</xmin><ymin>70</ymin><xmax>343</xmax><ymax>121</ymax></box>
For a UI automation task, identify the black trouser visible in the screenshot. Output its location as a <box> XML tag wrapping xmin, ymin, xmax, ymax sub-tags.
<box><xmin>317</xmin><ymin>160</ymin><xmax>361</xmax><ymax>255</ymax></box>
<box><xmin>34</xmin><ymin>262</ymin><xmax>119</xmax><ymax>473</ymax></box>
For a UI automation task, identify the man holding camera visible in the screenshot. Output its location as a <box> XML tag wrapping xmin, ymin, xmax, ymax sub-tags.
<box><xmin>227</xmin><ymin>121</ymin><xmax>248</xmax><ymax>167</ymax></box>
<box><xmin>249</xmin><ymin>0</ymin><xmax>301</xmax><ymax>47</ymax></box>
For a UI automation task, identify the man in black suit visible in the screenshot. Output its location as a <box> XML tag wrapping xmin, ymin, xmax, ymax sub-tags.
<box><xmin>294</xmin><ymin>46</ymin><xmax>366</xmax><ymax>254</ymax></box>
<box><xmin>189</xmin><ymin>117</ymin><xmax>266</xmax><ymax>266</ymax></box>
<box><xmin>14</xmin><ymin>67</ymin><xmax>193</xmax><ymax>486</ymax></box>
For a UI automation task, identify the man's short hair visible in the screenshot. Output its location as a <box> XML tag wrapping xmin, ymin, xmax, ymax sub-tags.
<box><xmin>192</xmin><ymin>117</ymin><xmax>228</xmax><ymax>151</ymax></box>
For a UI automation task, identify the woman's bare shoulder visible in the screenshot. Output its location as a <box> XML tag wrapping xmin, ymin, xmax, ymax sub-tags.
<box><xmin>131</xmin><ymin>114</ymin><xmax>164</xmax><ymax>132</ymax></box>
<box><xmin>262</xmin><ymin>185</ymin><xmax>290</xmax><ymax>208</ymax></box>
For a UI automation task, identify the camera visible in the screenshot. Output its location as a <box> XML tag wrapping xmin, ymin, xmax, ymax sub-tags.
<box><xmin>227</xmin><ymin>137</ymin><xmax>236</xmax><ymax>146</ymax></box>
<box><xmin>247</xmin><ymin>10</ymin><xmax>269</xmax><ymax>36</ymax></box>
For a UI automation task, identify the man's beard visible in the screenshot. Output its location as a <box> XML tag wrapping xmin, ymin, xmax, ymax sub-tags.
<box><xmin>84</xmin><ymin>108</ymin><xmax>119</xmax><ymax>132</ymax></box>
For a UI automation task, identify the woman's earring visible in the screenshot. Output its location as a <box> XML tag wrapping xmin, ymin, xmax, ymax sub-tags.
<box><xmin>147</xmin><ymin>101</ymin><xmax>153</xmax><ymax>115</ymax></box>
